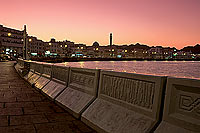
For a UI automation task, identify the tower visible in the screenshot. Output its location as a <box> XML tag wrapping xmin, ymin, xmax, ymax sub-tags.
<box><xmin>110</xmin><ymin>33</ymin><xmax>112</xmax><ymax>47</ymax></box>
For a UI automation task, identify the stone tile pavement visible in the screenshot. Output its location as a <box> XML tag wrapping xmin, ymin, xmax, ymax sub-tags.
<box><xmin>0</xmin><ymin>62</ymin><xmax>96</xmax><ymax>133</ymax></box>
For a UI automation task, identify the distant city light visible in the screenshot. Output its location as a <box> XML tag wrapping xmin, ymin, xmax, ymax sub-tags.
<box><xmin>8</xmin><ymin>33</ymin><xmax>11</xmax><ymax>36</ymax></box>
<box><xmin>173</xmin><ymin>53</ymin><xmax>177</xmax><ymax>56</ymax></box>
<box><xmin>31</xmin><ymin>53</ymin><xmax>37</xmax><ymax>56</ymax></box>
<box><xmin>117</xmin><ymin>55</ymin><xmax>122</xmax><ymax>58</ymax></box>
<box><xmin>45</xmin><ymin>51</ymin><xmax>50</xmax><ymax>55</ymax></box>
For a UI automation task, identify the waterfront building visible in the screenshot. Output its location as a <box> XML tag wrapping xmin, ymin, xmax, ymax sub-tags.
<box><xmin>27</xmin><ymin>36</ymin><xmax>46</xmax><ymax>57</ymax></box>
<box><xmin>0</xmin><ymin>25</ymin><xmax>24</xmax><ymax>58</ymax></box>
<box><xmin>1</xmin><ymin>25</ymin><xmax>198</xmax><ymax>60</ymax></box>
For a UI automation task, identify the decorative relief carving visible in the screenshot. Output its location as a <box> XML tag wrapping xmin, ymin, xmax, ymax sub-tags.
<box><xmin>101</xmin><ymin>75</ymin><xmax>155</xmax><ymax>109</ymax></box>
<box><xmin>53</xmin><ymin>67</ymin><xmax>68</xmax><ymax>81</ymax></box>
<box><xmin>43</xmin><ymin>66</ymin><xmax>51</xmax><ymax>75</ymax></box>
<box><xmin>70</xmin><ymin>71</ymin><xmax>94</xmax><ymax>88</ymax></box>
<box><xmin>35</xmin><ymin>64</ymin><xmax>43</xmax><ymax>73</ymax></box>
<box><xmin>30</xmin><ymin>63</ymin><xmax>35</xmax><ymax>70</ymax></box>
<box><xmin>179</xmin><ymin>95</ymin><xmax>200</xmax><ymax>115</ymax></box>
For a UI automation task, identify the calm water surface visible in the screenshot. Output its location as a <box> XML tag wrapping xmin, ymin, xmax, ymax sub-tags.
<box><xmin>55</xmin><ymin>61</ymin><xmax>200</xmax><ymax>79</ymax></box>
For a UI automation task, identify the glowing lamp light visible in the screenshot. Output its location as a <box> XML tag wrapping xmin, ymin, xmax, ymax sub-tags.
<box><xmin>125</xmin><ymin>50</ymin><xmax>127</xmax><ymax>52</ymax></box>
<box><xmin>29</xmin><ymin>38</ymin><xmax>32</xmax><ymax>42</ymax></box>
<box><xmin>112</xmin><ymin>49</ymin><xmax>114</xmax><ymax>51</ymax></box>
<box><xmin>65</xmin><ymin>45</ymin><xmax>68</xmax><ymax>47</ymax></box>
<box><xmin>49</xmin><ymin>43</ymin><xmax>52</xmax><ymax>46</ymax></box>
<box><xmin>8</xmin><ymin>33</ymin><xmax>11</xmax><ymax>36</ymax></box>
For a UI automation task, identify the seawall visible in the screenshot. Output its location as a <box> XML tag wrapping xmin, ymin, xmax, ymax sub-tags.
<box><xmin>15</xmin><ymin>59</ymin><xmax>200</xmax><ymax>133</ymax></box>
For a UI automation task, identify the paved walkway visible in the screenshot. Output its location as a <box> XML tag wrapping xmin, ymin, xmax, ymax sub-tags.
<box><xmin>0</xmin><ymin>62</ymin><xmax>96</xmax><ymax>133</ymax></box>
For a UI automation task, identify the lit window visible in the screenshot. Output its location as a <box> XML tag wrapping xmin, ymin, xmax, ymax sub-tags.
<box><xmin>112</xmin><ymin>49</ymin><xmax>114</xmax><ymax>51</ymax></box>
<box><xmin>81</xmin><ymin>47</ymin><xmax>83</xmax><ymax>49</ymax></box>
<box><xmin>125</xmin><ymin>50</ymin><xmax>127</xmax><ymax>52</ymax></box>
<box><xmin>65</xmin><ymin>45</ymin><xmax>68</xmax><ymax>47</ymax></box>
<box><xmin>96</xmin><ymin>48</ymin><xmax>99</xmax><ymax>50</ymax></box>
<box><xmin>60</xmin><ymin>45</ymin><xmax>62</xmax><ymax>47</ymax></box>
<box><xmin>8</xmin><ymin>33</ymin><xmax>11</xmax><ymax>36</ymax></box>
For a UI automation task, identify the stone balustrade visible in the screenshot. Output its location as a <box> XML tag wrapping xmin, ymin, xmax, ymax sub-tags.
<box><xmin>14</xmin><ymin>60</ymin><xmax>200</xmax><ymax>133</ymax></box>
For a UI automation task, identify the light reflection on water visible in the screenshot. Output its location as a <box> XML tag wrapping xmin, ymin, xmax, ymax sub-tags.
<box><xmin>55</xmin><ymin>61</ymin><xmax>200</xmax><ymax>79</ymax></box>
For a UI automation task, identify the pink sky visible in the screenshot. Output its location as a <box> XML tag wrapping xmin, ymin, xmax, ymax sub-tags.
<box><xmin>1</xmin><ymin>0</ymin><xmax>200</xmax><ymax>49</ymax></box>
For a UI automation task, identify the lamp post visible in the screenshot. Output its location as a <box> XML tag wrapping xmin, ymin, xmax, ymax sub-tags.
<box><xmin>23</xmin><ymin>25</ymin><xmax>29</xmax><ymax>60</ymax></box>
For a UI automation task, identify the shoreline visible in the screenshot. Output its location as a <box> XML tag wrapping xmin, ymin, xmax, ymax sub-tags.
<box><xmin>31</xmin><ymin>57</ymin><xmax>200</xmax><ymax>63</ymax></box>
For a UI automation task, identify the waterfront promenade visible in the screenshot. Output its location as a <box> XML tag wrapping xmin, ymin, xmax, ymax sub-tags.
<box><xmin>0</xmin><ymin>62</ymin><xmax>96</xmax><ymax>133</ymax></box>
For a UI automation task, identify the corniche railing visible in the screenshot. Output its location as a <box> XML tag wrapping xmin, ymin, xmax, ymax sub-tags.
<box><xmin>15</xmin><ymin>59</ymin><xmax>200</xmax><ymax>133</ymax></box>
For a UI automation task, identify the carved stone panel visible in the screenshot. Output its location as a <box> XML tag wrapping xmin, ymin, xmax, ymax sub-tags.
<box><xmin>56</xmin><ymin>87</ymin><xmax>94</xmax><ymax>118</ymax></box>
<box><xmin>52</xmin><ymin>65</ymin><xmax>69</xmax><ymax>83</ymax></box>
<box><xmin>30</xmin><ymin>63</ymin><xmax>35</xmax><ymax>72</ymax></box>
<box><xmin>55</xmin><ymin>67</ymin><xmax>99</xmax><ymax>118</ymax></box>
<box><xmin>34</xmin><ymin>77</ymin><xmax>50</xmax><ymax>90</ymax></box>
<box><xmin>24</xmin><ymin>71</ymin><xmax>34</xmax><ymax>80</ymax></box>
<box><xmin>43</xmin><ymin>65</ymin><xmax>52</xmax><ymax>78</ymax></box>
<box><xmin>42</xmin><ymin>81</ymin><xmax>66</xmax><ymax>99</ymax></box>
<box><xmin>69</xmin><ymin>68</ymin><xmax>99</xmax><ymax>96</ymax></box>
<box><xmin>27</xmin><ymin>74</ymin><xmax>40</xmax><ymax>85</ymax></box>
<box><xmin>82</xmin><ymin>99</ymin><xmax>153</xmax><ymax>133</ymax></box>
<box><xmin>155</xmin><ymin>77</ymin><xmax>200</xmax><ymax>132</ymax></box>
<box><xmin>82</xmin><ymin>70</ymin><xmax>166</xmax><ymax>133</ymax></box>
<box><xmin>100</xmin><ymin>75</ymin><xmax>155</xmax><ymax>110</ymax></box>
<box><xmin>34</xmin><ymin>63</ymin><xmax>43</xmax><ymax>74</ymax></box>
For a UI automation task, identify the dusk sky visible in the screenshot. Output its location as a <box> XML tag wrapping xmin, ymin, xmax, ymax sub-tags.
<box><xmin>1</xmin><ymin>0</ymin><xmax>200</xmax><ymax>49</ymax></box>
